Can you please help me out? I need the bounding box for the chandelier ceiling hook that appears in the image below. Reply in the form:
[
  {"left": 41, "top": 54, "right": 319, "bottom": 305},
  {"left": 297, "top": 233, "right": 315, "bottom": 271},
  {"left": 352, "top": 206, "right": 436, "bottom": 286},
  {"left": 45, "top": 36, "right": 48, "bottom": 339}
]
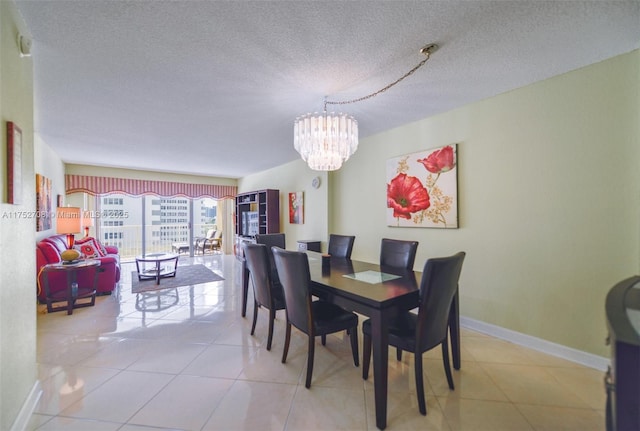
[{"left": 420, "top": 43, "right": 438, "bottom": 56}]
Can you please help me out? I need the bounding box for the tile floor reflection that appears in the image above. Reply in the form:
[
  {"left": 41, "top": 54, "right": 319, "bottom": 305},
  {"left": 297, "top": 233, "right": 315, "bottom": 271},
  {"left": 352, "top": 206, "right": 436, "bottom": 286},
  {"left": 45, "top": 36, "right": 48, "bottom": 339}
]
[{"left": 30, "top": 255, "right": 606, "bottom": 430}]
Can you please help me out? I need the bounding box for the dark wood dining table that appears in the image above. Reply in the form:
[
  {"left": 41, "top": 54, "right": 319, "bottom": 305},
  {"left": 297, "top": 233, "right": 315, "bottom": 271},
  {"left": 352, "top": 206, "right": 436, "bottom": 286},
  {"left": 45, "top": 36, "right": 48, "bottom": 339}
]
[
  {"left": 306, "top": 252, "right": 460, "bottom": 430},
  {"left": 239, "top": 250, "right": 461, "bottom": 430}
]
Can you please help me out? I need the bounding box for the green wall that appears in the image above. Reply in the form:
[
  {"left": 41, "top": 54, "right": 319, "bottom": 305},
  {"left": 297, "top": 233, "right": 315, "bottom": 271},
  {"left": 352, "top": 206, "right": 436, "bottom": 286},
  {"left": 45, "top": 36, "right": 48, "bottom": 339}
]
[
  {"left": 0, "top": 2, "right": 36, "bottom": 429},
  {"left": 244, "top": 50, "right": 640, "bottom": 357},
  {"left": 336, "top": 51, "right": 640, "bottom": 357}
]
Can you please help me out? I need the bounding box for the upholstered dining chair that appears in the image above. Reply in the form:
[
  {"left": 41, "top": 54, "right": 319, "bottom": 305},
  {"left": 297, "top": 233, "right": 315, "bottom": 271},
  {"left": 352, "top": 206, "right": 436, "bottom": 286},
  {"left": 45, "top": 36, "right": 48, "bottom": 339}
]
[
  {"left": 380, "top": 238, "right": 419, "bottom": 270},
  {"left": 255, "top": 233, "right": 285, "bottom": 285},
  {"left": 271, "top": 247, "right": 360, "bottom": 389},
  {"left": 362, "top": 252, "right": 466, "bottom": 415},
  {"left": 328, "top": 234, "right": 356, "bottom": 259},
  {"left": 380, "top": 238, "right": 419, "bottom": 359},
  {"left": 243, "top": 242, "right": 286, "bottom": 351}
]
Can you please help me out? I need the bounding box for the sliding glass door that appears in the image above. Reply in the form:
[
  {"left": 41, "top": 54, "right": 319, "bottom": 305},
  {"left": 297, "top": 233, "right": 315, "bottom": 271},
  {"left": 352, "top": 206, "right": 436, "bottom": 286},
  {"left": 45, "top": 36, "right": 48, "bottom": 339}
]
[
  {"left": 98, "top": 194, "right": 140, "bottom": 258},
  {"left": 94, "top": 193, "right": 218, "bottom": 260}
]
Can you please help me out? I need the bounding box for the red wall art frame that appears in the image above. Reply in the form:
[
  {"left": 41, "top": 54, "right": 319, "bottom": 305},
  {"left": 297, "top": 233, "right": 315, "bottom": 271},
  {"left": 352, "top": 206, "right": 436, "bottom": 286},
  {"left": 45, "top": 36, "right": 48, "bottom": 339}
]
[
  {"left": 6, "top": 121, "right": 22, "bottom": 204},
  {"left": 386, "top": 144, "right": 458, "bottom": 229},
  {"left": 289, "top": 191, "right": 304, "bottom": 224}
]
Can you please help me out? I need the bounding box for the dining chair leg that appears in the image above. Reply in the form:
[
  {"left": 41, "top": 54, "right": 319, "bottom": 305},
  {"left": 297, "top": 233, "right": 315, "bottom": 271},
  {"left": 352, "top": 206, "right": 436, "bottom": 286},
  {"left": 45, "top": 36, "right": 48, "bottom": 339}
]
[
  {"left": 349, "top": 326, "right": 359, "bottom": 367},
  {"left": 396, "top": 347, "right": 402, "bottom": 361},
  {"left": 305, "top": 334, "right": 315, "bottom": 389},
  {"left": 250, "top": 300, "right": 259, "bottom": 336},
  {"left": 282, "top": 322, "right": 291, "bottom": 363},
  {"left": 414, "top": 351, "right": 427, "bottom": 415},
  {"left": 321, "top": 334, "right": 326, "bottom": 345},
  {"left": 441, "top": 337, "right": 455, "bottom": 390},
  {"left": 266, "top": 307, "right": 276, "bottom": 351},
  {"left": 362, "top": 333, "right": 371, "bottom": 379}
]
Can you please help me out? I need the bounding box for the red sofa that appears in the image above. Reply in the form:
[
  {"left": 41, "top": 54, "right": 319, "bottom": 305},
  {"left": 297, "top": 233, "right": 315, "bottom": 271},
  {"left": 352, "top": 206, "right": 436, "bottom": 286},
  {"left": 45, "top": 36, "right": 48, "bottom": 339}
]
[{"left": 36, "top": 234, "right": 120, "bottom": 303}]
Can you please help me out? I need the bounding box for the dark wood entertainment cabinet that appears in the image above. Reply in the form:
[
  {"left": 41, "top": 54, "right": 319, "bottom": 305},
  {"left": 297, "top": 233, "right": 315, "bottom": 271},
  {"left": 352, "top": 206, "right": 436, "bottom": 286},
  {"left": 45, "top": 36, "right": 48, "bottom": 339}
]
[
  {"left": 605, "top": 275, "right": 640, "bottom": 431},
  {"left": 234, "top": 189, "right": 280, "bottom": 259},
  {"left": 234, "top": 189, "right": 280, "bottom": 317}
]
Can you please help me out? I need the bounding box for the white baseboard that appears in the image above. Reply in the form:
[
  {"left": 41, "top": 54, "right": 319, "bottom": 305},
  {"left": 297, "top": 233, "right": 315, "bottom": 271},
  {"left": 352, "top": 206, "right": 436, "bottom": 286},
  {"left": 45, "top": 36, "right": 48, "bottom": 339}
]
[
  {"left": 460, "top": 316, "right": 610, "bottom": 371},
  {"left": 10, "top": 380, "right": 42, "bottom": 431}
]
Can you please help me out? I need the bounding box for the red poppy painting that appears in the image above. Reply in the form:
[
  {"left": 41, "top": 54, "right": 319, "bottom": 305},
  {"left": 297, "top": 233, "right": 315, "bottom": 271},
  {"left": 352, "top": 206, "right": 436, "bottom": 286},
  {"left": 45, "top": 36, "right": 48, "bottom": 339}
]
[{"left": 386, "top": 144, "right": 458, "bottom": 228}]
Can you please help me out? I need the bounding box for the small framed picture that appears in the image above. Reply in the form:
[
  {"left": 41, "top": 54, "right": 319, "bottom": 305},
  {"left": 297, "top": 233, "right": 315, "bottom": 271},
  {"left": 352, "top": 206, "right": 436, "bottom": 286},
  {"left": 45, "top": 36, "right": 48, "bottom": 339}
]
[
  {"left": 289, "top": 191, "right": 304, "bottom": 224},
  {"left": 57, "top": 194, "right": 64, "bottom": 207}
]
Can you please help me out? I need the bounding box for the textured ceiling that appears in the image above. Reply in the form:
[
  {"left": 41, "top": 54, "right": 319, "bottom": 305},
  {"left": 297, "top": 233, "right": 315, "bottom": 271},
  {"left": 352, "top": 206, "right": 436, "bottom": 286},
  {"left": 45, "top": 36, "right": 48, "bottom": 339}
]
[{"left": 14, "top": 1, "right": 640, "bottom": 178}]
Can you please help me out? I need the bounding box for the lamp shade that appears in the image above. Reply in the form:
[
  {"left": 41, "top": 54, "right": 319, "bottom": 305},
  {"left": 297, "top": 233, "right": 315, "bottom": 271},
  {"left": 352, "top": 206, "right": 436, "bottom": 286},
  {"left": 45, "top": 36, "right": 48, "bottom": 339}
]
[
  {"left": 82, "top": 213, "right": 94, "bottom": 228},
  {"left": 56, "top": 207, "right": 81, "bottom": 235},
  {"left": 56, "top": 207, "right": 82, "bottom": 261},
  {"left": 82, "top": 212, "right": 94, "bottom": 237}
]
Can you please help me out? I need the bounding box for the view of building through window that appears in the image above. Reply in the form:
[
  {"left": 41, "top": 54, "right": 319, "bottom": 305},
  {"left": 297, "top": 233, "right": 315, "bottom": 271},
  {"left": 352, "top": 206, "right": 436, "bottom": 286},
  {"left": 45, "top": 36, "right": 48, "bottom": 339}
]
[{"left": 96, "top": 194, "right": 217, "bottom": 260}]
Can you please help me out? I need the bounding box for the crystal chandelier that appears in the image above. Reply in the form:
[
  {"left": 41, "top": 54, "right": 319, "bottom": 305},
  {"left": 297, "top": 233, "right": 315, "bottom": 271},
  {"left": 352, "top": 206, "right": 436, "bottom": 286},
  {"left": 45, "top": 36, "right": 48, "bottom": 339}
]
[
  {"left": 294, "top": 109, "right": 358, "bottom": 171},
  {"left": 294, "top": 44, "right": 438, "bottom": 171}
]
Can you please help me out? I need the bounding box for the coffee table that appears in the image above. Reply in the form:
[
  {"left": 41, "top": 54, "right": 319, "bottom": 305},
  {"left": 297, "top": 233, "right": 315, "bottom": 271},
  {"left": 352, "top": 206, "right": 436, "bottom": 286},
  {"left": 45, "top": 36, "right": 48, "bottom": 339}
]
[{"left": 135, "top": 253, "right": 179, "bottom": 284}]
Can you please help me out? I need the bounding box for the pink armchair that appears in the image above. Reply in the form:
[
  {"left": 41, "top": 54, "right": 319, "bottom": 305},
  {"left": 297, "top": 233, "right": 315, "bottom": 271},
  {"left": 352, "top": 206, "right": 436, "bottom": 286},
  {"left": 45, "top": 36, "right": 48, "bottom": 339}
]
[{"left": 36, "top": 234, "right": 120, "bottom": 303}]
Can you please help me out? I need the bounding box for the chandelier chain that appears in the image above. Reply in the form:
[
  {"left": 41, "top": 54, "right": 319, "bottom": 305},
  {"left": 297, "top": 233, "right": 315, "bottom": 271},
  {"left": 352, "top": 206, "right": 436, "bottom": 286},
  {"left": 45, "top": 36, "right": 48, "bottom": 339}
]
[{"left": 324, "top": 48, "right": 434, "bottom": 112}]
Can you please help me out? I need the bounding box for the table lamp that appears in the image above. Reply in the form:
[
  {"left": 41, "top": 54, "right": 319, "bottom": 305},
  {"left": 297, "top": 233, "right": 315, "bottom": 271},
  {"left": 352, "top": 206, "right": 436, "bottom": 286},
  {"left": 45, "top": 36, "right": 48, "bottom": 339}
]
[
  {"left": 56, "top": 207, "right": 81, "bottom": 263},
  {"left": 82, "top": 212, "right": 94, "bottom": 237}
]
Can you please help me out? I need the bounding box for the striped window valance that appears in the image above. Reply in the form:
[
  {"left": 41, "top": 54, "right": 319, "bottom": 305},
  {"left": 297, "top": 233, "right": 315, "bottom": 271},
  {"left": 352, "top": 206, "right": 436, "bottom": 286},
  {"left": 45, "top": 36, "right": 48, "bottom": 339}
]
[{"left": 65, "top": 174, "right": 237, "bottom": 199}]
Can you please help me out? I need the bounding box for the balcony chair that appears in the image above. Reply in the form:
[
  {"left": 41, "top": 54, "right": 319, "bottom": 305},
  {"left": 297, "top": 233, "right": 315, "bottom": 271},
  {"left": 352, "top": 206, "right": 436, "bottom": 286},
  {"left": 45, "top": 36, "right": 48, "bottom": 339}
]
[
  {"left": 202, "top": 230, "right": 222, "bottom": 254},
  {"left": 243, "top": 242, "right": 286, "bottom": 350},
  {"left": 362, "top": 252, "right": 466, "bottom": 415},
  {"left": 272, "top": 247, "right": 359, "bottom": 389},
  {"left": 195, "top": 229, "right": 220, "bottom": 254},
  {"left": 328, "top": 234, "right": 356, "bottom": 259}
]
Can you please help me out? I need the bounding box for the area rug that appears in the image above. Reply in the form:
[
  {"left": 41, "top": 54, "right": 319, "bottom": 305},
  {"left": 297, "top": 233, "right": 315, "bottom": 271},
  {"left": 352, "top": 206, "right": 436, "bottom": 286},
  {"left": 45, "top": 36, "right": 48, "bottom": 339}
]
[{"left": 131, "top": 264, "right": 224, "bottom": 293}]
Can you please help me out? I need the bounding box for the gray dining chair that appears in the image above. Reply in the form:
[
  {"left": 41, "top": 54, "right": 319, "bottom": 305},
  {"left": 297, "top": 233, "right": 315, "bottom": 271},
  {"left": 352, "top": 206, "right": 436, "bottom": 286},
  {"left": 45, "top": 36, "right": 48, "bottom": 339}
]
[
  {"left": 362, "top": 252, "right": 466, "bottom": 415},
  {"left": 380, "top": 238, "right": 419, "bottom": 270},
  {"left": 328, "top": 234, "right": 356, "bottom": 259},
  {"left": 243, "top": 242, "right": 286, "bottom": 350},
  {"left": 255, "top": 233, "right": 285, "bottom": 285},
  {"left": 272, "top": 246, "right": 359, "bottom": 389}
]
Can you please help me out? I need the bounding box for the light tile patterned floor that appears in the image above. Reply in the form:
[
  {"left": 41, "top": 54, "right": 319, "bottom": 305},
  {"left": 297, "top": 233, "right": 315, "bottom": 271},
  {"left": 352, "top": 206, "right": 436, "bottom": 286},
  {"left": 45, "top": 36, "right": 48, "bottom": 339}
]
[{"left": 29, "top": 254, "right": 606, "bottom": 430}]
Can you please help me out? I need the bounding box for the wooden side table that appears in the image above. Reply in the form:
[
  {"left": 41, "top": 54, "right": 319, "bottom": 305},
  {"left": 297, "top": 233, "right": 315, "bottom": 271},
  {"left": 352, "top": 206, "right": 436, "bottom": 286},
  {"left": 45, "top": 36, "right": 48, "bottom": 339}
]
[{"left": 42, "top": 259, "right": 100, "bottom": 315}]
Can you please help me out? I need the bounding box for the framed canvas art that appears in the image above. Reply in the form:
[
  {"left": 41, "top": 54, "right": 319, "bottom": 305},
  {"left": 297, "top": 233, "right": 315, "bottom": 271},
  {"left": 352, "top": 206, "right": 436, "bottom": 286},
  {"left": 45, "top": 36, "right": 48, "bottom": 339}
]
[
  {"left": 289, "top": 191, "right": 304, "bottom": 224},
  {"left": 36, "top": 174, "right": 52, "bottom": 231},
  {"left": 386, "top": 144, "right": 458, "bottom": 228},
  {"left": 6, "top": 122, "right": 22, "bottom": 204}
]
